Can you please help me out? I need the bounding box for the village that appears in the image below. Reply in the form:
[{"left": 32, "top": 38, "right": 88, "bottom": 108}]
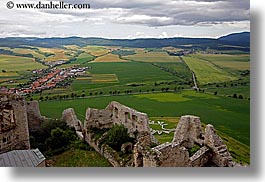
[{"left": 0, "top": 66, "right": 90, "bottom": 95}]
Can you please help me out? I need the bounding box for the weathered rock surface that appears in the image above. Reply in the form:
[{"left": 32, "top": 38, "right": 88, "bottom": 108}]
[
  {"left": 26, "top": 101, "right": 45, "bottom": 132},
  {"left": 61, "top": 108, "right": 83, "bottom": 131},
  {"left": 121, "top": 142, "right": 133, "bottom": 154},
  {"left": 172, "top": 115, "right": 203, "bottom": 147},
  {"left": 0, "top": 93, "right": 30, "bottom": 154},
  {"left": 205, "top": 124, "right": 235, "bottom": 167},
  {"left": 137, "top": 115, "right": 240, "bottom": 167},
  {"left": 33, "top": 100, "right": 241, "bottom": 168},
  {"left": 84, "top": 101, "right": 151, "bottom": 138}
]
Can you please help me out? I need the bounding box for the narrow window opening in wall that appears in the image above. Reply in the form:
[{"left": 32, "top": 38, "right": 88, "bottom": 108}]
[
  {"left": 125, "top": 112, "right": 130, "bottom": 123},
  {"left": 114, "top": 107, "right": 118, "bottom": 118},
  {"left": 3, "top": 138, "right": 6, "bottom": 143},
  {"left": 132, "top": 114, "right": 138, "bottom": 122}
]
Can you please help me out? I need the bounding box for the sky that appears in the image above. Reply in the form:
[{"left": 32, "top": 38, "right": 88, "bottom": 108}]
[{"left": 0, "top": 0, "right": 250, "bottom": 39}]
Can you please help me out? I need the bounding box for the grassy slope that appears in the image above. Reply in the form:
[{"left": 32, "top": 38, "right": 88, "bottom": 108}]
[
  {"left": 154, "top": 62, "right": 192, "bottom": 80},
  {"left": 183, "top": 56, "right": 238, "bottom": 84},
  {"left": 192, "top": 54, "right": 250, "bottom": 71},
  {"left": 38, "top": 47, "right": 69, "bottom": 62},
  {"left": 74, "top": 53, "right": 94, "bottom": 64},
  {"left": 49, "top": 149, "right": 111, "bottom": 167},
  {"left": 93, "top": 53, "right": 128, "bottom": 62},
  {"left": 82, "top": 46, "right": 110, "bottom": 57},
  {"left": 0, "top": 54, "right": 47, "bottom": 71}
]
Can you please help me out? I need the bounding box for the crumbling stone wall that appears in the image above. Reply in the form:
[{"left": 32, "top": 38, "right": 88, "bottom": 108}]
[
  {"left": 82, "top": 101, "right": 153, "bottom": 167},
  {"left": 172, "top": 115, "right": 204, "bottom": 147},
  {"left": 26, "top": 101, "right": 45, "bottom": 132},
  {"left": 61, "top": 108, "right": 83, "bottom": 131},
  {"left": 0, "top": 93, "right": 30, "bottom": 154},
  {"left": 62, "top": 101, "right": 239, "bottom": 167},
  {"left": 204, "top": 124, "right": 237, "bottom": 167},
  {"left": 84, "top": 101, "right": 151, "bottom": 138},
  {"left": 140, "top": 115, "right": 239, "bottom": 167}
]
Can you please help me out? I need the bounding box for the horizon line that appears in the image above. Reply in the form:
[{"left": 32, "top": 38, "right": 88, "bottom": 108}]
[{"left": 0, "top": 31, "right": 250, "bottom": 40}]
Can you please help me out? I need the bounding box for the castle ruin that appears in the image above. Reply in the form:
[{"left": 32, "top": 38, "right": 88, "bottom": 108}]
[
  {"left": 62, "top": 101, "right": 240, "bottom": 167},
  {"left": 0, "top": 93, "right": 240, "bottom": 167},
  {"left": 84, "top": 101, "right": 151, "bottom": 138},
  {"left": 0, "top": 93, "right": 46, "bottom": 155},
  {"left": 0, "top": 93, "right": 30, "bottom": 154},
  {"left": 134, "top": 115, "right": 239, "bottom": 167}
]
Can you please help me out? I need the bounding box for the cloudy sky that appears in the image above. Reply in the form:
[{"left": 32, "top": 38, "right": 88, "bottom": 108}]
[{"left": 0, "top": 0, "right": 250, "bottom": 38}]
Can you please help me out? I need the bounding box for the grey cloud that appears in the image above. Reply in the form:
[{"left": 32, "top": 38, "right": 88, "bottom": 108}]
[{"left": 43, "top": 0, "right": 249, "bottom": 27}]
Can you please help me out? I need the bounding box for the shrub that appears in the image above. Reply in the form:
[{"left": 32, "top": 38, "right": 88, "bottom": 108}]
[
  {"left": 103, "top": 124, "right": 134, "bottom": 151},
  {"left": 30, "top": 119, "right": 78, "bottom": 156},
  {"left": 188, "top": 144, "right": 201, "bottom": 156}
]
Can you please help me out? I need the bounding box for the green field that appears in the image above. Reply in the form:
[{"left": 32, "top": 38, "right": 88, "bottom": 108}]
[
  {"left": 192, "top": 54, "right": 250, "bottom": 71},
  {"left": 88, "top": 62, "right": 178, "bottom": 84},
  {"left": 124, "top": 51, "right": 181, "bottom": 62},
  {"left": 91, "top": 74, "right": 119, "bottom": 83},
  {"left": 37, "top": 47, "right": 70, "bottom": 62},
  {"left": 0, "top": 47, "right": 46, "bottom": 59},
  {"left": 69, "top": 61, "right": 183, "bottom": 92},
  {"left": 73, "top": 52, "right": 94, "bottom": 65},
  {"left": 0, "top": 44, "right": 250, "bottom": 166},
  {"left": 93, "top": 53, "right": 128, "bottom": 62},
  {"left": 82, "top": 46, "right": 110, "bottom": 57},
  {"left": 0, "top": 54, "right": 47, "bottom": 86},
  {"left": 207, "top": 85, "right": 250, "bottom": 99},
  {"left": 39, "top": 91, "right": 250, "bottom": 146},
  {"left": 154, "top": 62, "right": 192, "bottom": 80},
  {"left": 183, "top": 56, "right": 238, "bottom": 85},
  {"left": 0, "top": 54, "right": 47, "bottom": 71}
]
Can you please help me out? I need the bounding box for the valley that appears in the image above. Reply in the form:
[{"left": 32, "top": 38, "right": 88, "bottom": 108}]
[{"left": 0, "top": 33, "right": 250, "bottom": 165}]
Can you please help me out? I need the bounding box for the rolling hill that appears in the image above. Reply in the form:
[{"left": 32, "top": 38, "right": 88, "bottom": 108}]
[{"left": 0, "top": 32, "right": 250, "bottom": 52}]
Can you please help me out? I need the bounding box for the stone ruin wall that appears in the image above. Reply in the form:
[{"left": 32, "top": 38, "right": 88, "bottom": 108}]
[
  {"left": 84, "top": 101, "right": 151, "bottom": 138},
  {"left": 26, "top": 100, "right": 46, "bottom": 132},
  {"left": 60, "top": 101, "right": 240, "bottom": 167},
  {"left": 61, "top": 108, "right": 84, "bottom": 140},
  {"left": 81, "top": 101, "right": 153, "bottom": 167},
  {"left": 172, "top": 115, "right": 204, "bottom": 147},
  {"left": 139, "top": 115, "right": 238, "bottom": 167},
  {"left": 0, "top": 93, "right": 30, "bottom": 154}
]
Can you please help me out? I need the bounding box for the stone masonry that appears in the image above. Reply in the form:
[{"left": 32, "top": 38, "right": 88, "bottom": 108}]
[
  {"left": 0, "top": 93, "right": 30, "bottom": 154},
  {"left": 61, "top": 108, "right": 84, "bottom": 140},
  {"left": 61, "top": 108, "right": 83, "bottom": 131},
  {"left": 26, "top": 100, "right": 45, "bottom": 132},
  {"left": 84, "top": 101, "right": 151, "bottom": 138},
  {"left": 137, "top": 115, "right": 239, "bottom": 167},
  {"left": 60, "top": 101, "right": 241, "bottom": 167}
]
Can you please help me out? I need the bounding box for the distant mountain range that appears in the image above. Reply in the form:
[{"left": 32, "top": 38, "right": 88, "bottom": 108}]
[
  {"left": 0, "top": 32, "right": 250, "bottom": 52},
  {"left": 219, "top": 32, "right": 250, "bottom": 47}
]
